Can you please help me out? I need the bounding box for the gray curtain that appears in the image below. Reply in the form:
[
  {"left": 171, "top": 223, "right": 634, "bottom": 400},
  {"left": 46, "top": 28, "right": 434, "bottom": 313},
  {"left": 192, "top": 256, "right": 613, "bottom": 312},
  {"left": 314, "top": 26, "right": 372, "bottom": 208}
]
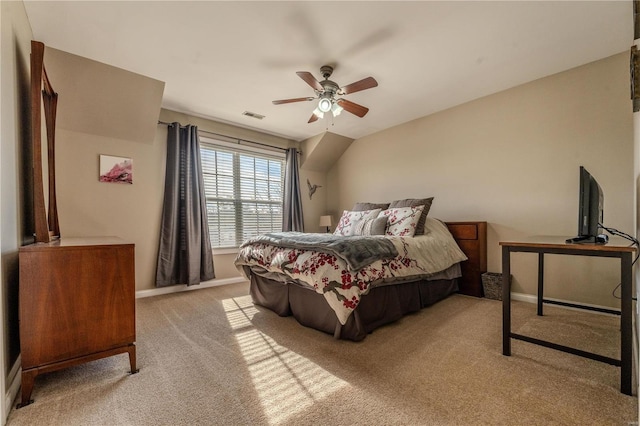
[
  {"left": 156, "top": 123, "right": 215, "bottom": 287},
  {"left": 282, "top": 148, "right": 304, "bottom": 232}
]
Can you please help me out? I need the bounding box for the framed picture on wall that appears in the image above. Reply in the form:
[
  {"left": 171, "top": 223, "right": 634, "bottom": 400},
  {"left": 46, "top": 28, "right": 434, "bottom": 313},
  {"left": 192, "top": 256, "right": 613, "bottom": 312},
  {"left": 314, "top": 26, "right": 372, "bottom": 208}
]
[{"left": 99, "top": 155, "right": 133, "bottom": 184}]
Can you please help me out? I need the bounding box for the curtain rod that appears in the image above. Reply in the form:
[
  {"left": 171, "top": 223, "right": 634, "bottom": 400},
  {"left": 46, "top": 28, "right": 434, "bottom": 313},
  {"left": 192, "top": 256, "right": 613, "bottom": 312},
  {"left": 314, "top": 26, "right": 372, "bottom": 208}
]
[{"left": 158, "top": 120, "right": 300, "bottom": 154}]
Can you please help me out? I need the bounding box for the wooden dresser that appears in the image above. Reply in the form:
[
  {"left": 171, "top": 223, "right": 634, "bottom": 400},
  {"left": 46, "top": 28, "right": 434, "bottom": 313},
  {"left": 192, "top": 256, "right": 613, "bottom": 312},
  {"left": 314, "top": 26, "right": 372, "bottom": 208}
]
[
  {"left": 18, "top": 237, "right": 137, "bottom": 406},
  {"left": 446, "top": 222, "right": 488, "bottom": 297}
]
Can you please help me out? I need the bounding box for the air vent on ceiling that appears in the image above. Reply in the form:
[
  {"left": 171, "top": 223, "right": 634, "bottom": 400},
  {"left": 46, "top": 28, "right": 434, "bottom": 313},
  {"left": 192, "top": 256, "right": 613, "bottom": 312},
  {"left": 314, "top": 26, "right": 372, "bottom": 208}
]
[{"left": 242, "top": 111, "right": 265, "bottom": 120}]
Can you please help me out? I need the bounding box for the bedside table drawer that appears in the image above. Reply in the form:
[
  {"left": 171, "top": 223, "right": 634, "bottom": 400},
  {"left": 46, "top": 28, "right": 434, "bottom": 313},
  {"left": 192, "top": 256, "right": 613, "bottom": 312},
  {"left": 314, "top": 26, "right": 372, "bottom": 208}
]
[{"left": 448, "top": 224, "right": 478, "bottom": 240}]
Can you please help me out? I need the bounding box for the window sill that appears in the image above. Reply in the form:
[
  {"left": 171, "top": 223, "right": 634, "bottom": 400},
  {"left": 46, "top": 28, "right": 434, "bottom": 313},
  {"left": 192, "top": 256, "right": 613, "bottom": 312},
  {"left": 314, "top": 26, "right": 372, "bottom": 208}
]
[{"left": 212, "top": 247, "right": 239, "bottom": 255}]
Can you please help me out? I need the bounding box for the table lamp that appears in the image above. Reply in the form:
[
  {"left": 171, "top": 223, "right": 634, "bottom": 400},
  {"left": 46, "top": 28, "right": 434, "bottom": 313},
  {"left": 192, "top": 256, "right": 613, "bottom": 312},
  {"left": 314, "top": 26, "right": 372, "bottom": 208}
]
[{"left": 319, "top": 215, "right": 333, "bottom": 233}]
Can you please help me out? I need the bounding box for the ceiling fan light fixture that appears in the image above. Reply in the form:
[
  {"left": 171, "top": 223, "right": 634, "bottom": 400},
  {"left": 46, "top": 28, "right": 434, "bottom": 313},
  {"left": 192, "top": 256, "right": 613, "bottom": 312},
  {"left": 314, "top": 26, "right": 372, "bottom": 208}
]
[
  {"left": 331, "top": 102, "right": 343, "bottom": 116},
  {"left": 312, "top": 107, "right": 324, "bottom": 119},
  {"left": 273, "top": 66, "right": 377, "bottom": 124},
  {"left": 318, "top": 97, "right": 332, "bottom": 113}
]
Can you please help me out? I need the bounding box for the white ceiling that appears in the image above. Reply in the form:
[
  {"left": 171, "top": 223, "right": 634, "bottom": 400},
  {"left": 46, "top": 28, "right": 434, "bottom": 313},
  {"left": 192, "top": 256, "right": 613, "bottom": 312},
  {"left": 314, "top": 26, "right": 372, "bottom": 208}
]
[{"left": 23, "top": 1, "right": 632, "bottom": 142}]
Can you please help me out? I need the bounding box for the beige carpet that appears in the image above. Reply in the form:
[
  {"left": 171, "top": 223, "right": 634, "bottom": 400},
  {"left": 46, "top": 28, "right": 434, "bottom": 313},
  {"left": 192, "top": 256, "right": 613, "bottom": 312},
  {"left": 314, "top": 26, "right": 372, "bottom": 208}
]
[{"left": 6, "top": 282, "right": 638, "bottom": 425}]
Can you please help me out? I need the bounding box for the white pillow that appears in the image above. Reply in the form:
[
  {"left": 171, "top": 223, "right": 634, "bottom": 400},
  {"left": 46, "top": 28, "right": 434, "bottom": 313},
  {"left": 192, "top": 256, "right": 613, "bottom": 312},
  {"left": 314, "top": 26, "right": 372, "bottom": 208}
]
[
  {"left": 379, "top": 205, "right": 424, "bottom": 237},
  {"left": 333, "top": 209, "right": 381, "bottom": 236}
]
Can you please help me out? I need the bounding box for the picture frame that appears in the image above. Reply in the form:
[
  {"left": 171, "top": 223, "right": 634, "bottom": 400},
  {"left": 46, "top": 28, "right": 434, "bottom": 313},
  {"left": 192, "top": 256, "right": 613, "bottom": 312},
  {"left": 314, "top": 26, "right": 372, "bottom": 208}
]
[{"left": 99, "top": 155, "right": 133, "bottom": 184}]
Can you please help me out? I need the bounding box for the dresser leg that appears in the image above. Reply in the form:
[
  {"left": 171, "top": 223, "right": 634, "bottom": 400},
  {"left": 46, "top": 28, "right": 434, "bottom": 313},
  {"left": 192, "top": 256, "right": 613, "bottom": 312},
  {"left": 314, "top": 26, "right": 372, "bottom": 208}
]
[
  {"left": 127, "top": 344, "right": 139, "bottom": 374},
  {"left": 17, "top": 370, "right": 37, "bottom": 408}
]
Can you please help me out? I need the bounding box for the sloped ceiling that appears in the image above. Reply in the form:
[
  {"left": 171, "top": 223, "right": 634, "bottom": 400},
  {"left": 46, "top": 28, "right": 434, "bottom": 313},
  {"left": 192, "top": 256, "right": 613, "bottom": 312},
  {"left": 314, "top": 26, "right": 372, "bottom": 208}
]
[
  {"left": 24, "top": 1, "right": 632, "bottom": 142},
  {"left": 44, "top": 47, "right": 164, "bottom": 144},
  {"left": 301, "top": 132, "right": 354, "bottom": 172}
]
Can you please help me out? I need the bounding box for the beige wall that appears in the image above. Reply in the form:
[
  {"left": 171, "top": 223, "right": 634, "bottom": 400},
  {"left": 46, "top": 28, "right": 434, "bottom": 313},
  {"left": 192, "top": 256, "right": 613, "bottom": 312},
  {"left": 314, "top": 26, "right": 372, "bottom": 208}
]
[
  {"left": 300, "top": 169, "right": 328, "bottom": 233},
  {"left": 1, "top": 0, "right": 33, "bottom": 418},
  {"left": 44, "top": 47, "right": 165, "bottom": 144},
  {"left": 299, "top": 132, "right": 354, "bottom": 233},
  {"left": 327, "top": 52, "right": 633, "bottom": 308},
  {"left": 55, "top": 128, "right": 166, "bottom": 291},
  {"left": 55, "top": 107, "right": 298, "bottom": 292}
]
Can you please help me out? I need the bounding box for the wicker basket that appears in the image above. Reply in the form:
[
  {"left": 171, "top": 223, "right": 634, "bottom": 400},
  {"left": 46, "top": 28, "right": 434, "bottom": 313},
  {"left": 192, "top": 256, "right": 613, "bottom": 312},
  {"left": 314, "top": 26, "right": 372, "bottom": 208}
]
[{"left": 481, "top": 272, "right": 510, "bottom": 300}]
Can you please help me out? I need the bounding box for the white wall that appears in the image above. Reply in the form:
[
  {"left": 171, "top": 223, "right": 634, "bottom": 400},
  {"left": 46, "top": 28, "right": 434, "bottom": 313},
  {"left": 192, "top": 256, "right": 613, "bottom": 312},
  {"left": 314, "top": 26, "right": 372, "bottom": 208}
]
[{"left": 327, "top": 52, "right": 633, "bottom": 307}]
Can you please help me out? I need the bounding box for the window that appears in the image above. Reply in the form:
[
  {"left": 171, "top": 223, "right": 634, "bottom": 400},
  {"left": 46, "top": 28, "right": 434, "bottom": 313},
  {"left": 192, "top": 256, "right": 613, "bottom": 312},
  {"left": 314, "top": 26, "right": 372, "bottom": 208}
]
[{"left": 200, "top": 137, "right": 285, "bottom": 248}]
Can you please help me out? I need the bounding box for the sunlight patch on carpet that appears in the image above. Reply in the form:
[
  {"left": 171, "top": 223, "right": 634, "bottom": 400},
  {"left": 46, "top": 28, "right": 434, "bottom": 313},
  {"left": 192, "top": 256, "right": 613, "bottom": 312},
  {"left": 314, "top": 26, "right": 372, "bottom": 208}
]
[{"left": 223, "top": 296, "right": 348, "bottom": 425}]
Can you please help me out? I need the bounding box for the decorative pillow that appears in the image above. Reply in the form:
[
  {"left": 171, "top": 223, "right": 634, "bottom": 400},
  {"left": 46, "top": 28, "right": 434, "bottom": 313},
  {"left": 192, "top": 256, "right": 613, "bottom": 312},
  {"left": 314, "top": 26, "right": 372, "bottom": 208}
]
[
  {"left": 388, "top": 197, "right": 434, "bottom": 235},
  {"left": 352, "top": 202, "right": 390, "bottom": 212},
  {"left": 355, "top": 216, "right": 388, "bottom": 236},
  {"left": 423, "top": 217, "right": 446, "bottom": 235},
  {"left": 379, "top": 205, "right": 425, "bottom": 237},
  {"left": 333, "top": 209, "right": 381, "bottom": 236}
]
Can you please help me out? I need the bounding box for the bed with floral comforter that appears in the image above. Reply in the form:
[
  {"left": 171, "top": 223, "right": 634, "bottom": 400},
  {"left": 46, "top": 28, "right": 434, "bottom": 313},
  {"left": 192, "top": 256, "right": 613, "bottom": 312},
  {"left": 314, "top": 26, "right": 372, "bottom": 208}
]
[{"left": 235, "top": 218, "right": 468, "bottom": 339}]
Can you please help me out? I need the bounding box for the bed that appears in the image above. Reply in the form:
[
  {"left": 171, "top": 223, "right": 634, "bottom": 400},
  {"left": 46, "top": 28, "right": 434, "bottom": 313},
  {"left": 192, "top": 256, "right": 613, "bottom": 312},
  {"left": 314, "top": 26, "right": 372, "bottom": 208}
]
[{"left": 235, "top": 208, "right": 487, "bottom": 341}]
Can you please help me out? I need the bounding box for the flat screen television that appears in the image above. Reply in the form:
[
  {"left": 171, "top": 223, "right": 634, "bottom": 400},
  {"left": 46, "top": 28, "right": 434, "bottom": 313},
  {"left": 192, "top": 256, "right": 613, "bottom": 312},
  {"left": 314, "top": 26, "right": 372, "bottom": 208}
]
[{"left": 566, "top": 166, "right": 607, "bottom": 244}]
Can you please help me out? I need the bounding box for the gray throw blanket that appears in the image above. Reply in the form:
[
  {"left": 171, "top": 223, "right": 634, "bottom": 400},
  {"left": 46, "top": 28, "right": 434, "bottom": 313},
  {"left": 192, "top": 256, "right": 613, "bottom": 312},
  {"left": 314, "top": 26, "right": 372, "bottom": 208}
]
[{"left": 241, "top": 232, "right": 398, "bottom": 271}]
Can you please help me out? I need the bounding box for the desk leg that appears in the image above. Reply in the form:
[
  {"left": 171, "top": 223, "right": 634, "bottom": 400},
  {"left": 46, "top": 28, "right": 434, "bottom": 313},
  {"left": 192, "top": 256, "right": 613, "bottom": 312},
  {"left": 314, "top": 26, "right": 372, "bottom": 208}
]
[
  {"left": 502, "top": 246, "right": 511, "bottom": 356},
  {"left": 620, "top": 252, "right": 632, "bottom": 395},
  {"left": 537, "top": 253, "right": 544, "bottom": 316}
]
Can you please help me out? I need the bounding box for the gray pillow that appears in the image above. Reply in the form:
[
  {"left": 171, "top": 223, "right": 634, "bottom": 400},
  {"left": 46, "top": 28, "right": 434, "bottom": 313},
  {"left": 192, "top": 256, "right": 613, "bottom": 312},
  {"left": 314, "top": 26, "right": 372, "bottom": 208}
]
[
  {"left": 352, "top": 202, "right": 390, "bottom": 211},
  {"left": 356, "top": 216, "right": 388, "bottom": 236},
  {"left": 368, "top": 216, "right": 388, "bottom": 235},
  {"left": 388, "top": 197, "right": 434, "bottom": 235}
]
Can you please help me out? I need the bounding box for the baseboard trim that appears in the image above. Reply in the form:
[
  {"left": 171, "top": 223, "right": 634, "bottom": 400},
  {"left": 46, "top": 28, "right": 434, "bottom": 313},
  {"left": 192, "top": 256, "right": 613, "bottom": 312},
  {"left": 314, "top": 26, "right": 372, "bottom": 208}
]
[
  {"left": 511, "top": 292, "right": 621, "bottom": 317},
  {"left": 5, "top": 355, "right": 21, "bottom": 415},
  {"left": 135, "top": 277, "right": 247, "bottom": 299}
]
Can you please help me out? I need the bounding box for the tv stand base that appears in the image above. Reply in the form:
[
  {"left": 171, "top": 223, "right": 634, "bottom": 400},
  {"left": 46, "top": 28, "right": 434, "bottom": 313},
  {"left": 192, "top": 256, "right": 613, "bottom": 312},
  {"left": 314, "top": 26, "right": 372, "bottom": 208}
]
[{"left": 565, "top": 234, "right": 608, "bottom": 244}]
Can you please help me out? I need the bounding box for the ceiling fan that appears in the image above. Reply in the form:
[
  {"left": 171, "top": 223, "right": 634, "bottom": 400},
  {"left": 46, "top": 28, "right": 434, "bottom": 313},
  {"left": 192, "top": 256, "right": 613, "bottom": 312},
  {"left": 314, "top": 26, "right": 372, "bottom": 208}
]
[{"left": 272, "top": 65, "right": 378, "bottom": 123}]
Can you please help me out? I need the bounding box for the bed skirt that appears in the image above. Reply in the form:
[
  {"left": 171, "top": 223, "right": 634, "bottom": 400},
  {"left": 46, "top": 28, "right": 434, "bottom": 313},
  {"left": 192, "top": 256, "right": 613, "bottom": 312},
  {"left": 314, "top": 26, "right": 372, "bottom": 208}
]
[{"left": 249, "top": 274, "right": 459, "bottom": 341}]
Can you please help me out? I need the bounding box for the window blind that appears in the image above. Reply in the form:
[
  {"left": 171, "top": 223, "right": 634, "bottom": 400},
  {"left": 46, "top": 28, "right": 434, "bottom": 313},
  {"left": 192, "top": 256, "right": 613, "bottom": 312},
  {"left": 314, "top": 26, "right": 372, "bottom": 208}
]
[{"left": 200, "top": 138, "right": 285, "bottom": 248}]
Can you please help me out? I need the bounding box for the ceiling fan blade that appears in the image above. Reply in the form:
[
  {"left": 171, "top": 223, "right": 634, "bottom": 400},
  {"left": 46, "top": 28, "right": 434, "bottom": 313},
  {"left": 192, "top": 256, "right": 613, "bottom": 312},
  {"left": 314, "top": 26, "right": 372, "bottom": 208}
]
[
  {"left": 336, "top": 98, "right": 369, "bottom": 117},
  {"left": 340, "top": 76, "right": 378, "bottom": 95},
  {"left": 272, "top": 97, "right": 315, "bottom": 105},
  {"left": 296, "top": 71, "right": 324, "bottom": 92},
  {"left": 308, "top": 113, "right": 319, "bottom": 123}
]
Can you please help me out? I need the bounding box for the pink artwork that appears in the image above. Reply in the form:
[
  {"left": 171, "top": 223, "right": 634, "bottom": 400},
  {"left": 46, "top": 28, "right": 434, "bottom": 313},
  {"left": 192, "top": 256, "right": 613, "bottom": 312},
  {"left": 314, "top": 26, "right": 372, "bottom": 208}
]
[{"left": 99, "top": 155, "right": 133, "bottom": 184}]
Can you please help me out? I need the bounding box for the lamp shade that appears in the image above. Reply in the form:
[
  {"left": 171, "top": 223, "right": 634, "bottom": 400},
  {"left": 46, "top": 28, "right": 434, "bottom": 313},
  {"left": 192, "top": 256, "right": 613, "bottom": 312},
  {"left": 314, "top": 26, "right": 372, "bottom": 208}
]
[
  {"left": 319, "top": 215, "right": 333, "bottom": 227},
  {"left": 312, "top": 107, "right": 324, "bottom": 119}
]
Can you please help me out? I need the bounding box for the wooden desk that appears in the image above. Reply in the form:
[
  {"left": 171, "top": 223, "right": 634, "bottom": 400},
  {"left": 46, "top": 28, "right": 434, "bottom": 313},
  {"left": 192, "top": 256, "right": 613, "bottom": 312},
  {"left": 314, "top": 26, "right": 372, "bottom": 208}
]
[{"left": 500, "top": 238, "right": 635, "bottom": 395}]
